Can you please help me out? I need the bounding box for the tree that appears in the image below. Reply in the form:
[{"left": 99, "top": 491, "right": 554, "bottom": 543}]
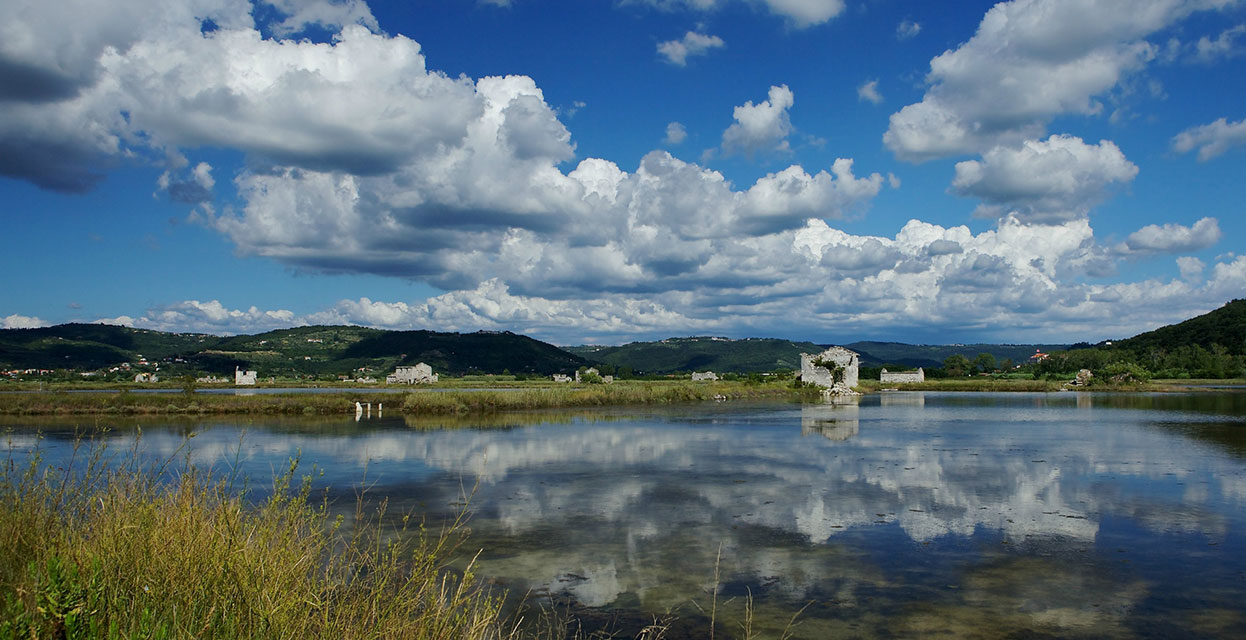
[
  {"left": 973, "top": 352, "right": 996, "bottom": 374},
  {"left": 943, "top": 354, "right": 972, "bottom": 377}
]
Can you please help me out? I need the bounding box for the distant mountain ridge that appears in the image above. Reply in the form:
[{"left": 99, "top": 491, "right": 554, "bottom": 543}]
[
  {"left": 565, "top": 336, "right": 1071, "bottom": 374},
  {"left": 845, "top": 341, "right": 1071, "bottom": 369},
  {"left": 565, "top": 337, "right": 824, "bottom": 374}
]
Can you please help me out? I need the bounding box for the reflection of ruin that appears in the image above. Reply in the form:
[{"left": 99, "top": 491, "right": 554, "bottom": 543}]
[
  {"left": 800, "top": 400, "right": 860, "bottom": 441},
  {"left": 880, "top": 391, "right": 925, "bottom": 407}
]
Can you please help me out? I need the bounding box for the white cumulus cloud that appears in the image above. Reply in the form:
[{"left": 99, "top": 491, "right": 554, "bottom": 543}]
[
  {"left": 1194, "top": 24, "right": 1246, "bottom": 61},
  {"left": 657, "top": 31, "right": 725, "bottom": 66},
  {"left": 1177, "top": 256, "right": 1205, "bottom": 280},
  {"left": 638, "top": 0, "right": 844, "bottom": 27},
  {"left": 94, "top": 300, "right": 298, "bottom": 334},
  {"left": 664, "top": 121, "right": 688, "bottom": 145},
  {"left": 896, "top": 19, "right": 921, "bottom": 40},
  {"left": 857, "top": 79, "right": 883, "bottom": 104},
  {"left": 722, "top": 85, "right": 795, "bottom": 156},
  {"left": 951, "top": 135, "right": 1139, "bottom": 223},
  {"left": 2, "top": 314, "right": 47, "bottom": 329},
  {"left": 884, "top": 0, "right": 1232, "bottom": 161},
  {"left": 1122, "top": 217, "right": 1222, "bottom": 253},
  {"left": 1172, "top": 117, "right": 1246, "bottom": 161}
]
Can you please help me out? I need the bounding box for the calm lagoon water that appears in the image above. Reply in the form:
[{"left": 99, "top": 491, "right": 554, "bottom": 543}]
[{"left": 6, "top": 391, "right": 1246, "bottom": 638}]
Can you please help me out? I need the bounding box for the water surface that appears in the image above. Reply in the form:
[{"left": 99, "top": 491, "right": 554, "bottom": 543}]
[{"left": 6, "top": 391, "right": 1246, "bottom": 638}]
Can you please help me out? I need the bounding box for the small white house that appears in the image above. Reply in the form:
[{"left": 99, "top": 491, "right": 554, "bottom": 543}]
[{"left": 691, "top": 371, "right": 718, "bottom": 381}]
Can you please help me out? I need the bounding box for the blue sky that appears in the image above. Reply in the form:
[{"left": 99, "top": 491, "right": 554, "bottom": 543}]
[{"left": 2, "top": 0, "right": 1244, "bottom": 345}]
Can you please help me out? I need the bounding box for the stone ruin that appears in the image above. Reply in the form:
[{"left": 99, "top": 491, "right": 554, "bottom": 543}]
[
  {"left": 575, "top": 367, "right": 614, "bottom": 383},
  {"left": 691, "top": 371, "right": 718, "bottom": 381},
  {"left": 235, "top": 366, "right": 257, "bottom": 386},
  {"left": 800, "top": 346, "right": 860, "bottom": 395},
  {"left": 1068, "top": 369, "right": 1094, "bottom": 387}
]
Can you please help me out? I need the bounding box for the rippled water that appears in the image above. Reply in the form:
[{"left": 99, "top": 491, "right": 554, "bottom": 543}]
[{"left": 6, "top": 391, "right": 1246, "bottom": 638}]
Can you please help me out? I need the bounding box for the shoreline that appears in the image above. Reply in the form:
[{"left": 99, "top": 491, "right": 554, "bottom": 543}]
[{"left": 0, "top": 378, "right": 1241, "bottom": 417}]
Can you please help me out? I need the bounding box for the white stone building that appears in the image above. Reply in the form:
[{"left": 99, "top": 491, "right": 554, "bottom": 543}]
[
  {"left": 387, "top": 363, "right": 438, "bottom": 384},
  {"left": 691, "top": 371, "right": 718, "bottom": 381},
  {"left": 880, "top": 368, "right": 925, "bottom": 383}
]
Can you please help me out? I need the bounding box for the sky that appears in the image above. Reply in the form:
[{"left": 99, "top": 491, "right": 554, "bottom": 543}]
[{"left": 2, "top": 0, "right": 1245, "bottom": 346}]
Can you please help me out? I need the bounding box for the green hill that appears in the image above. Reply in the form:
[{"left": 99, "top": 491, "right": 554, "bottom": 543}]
[
  {"left": 341, "top": 330, "right": 589, "bottom": 376},
  {"left": 0, "top": 324, "right": 589, "bottom": 378},
  {"left": 1114, "top": 299, "right": 1245, "bottom": 355},
  {"left": 0, "top": 324, "right": 218, "bottom": 369}
]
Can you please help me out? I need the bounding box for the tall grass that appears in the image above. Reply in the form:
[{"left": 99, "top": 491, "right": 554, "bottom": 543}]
[
  {"left": 0, "top": 382, "right": 810, "bottom": 417},
  {"left": 0, "top": 438, "right": 512, "bottom": 639},
  {"left": 401, "top": 382, "right": 808, "bottom": 415}
]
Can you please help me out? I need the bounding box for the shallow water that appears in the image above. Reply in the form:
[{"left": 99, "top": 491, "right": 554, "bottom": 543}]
[{"left": 6, "top": 391, "right": 1246, "bottom": 638}]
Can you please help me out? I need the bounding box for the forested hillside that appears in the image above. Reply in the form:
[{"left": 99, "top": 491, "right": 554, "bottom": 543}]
[{"left": 1033, "top": 300, "right": 1245, "bottom": 379}]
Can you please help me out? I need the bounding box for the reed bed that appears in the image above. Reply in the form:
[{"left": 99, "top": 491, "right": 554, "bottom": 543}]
[
  {"left": 0, "top": 441, "right": 513, "bottom": 639},
  {"left": 401, "top": 382, "right": 804, "bottom": 415},
  {"left": 0, "top": 382, "right": 809, "bottom": 417}
]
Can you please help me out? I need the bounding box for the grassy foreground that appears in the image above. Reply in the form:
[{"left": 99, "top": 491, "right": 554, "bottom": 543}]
[
  {"left": 0, "top": 444, "right": 514, "bottom": 639},
  {"left": 0, "top": 381, "right": 812, "bottom": 416}
]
